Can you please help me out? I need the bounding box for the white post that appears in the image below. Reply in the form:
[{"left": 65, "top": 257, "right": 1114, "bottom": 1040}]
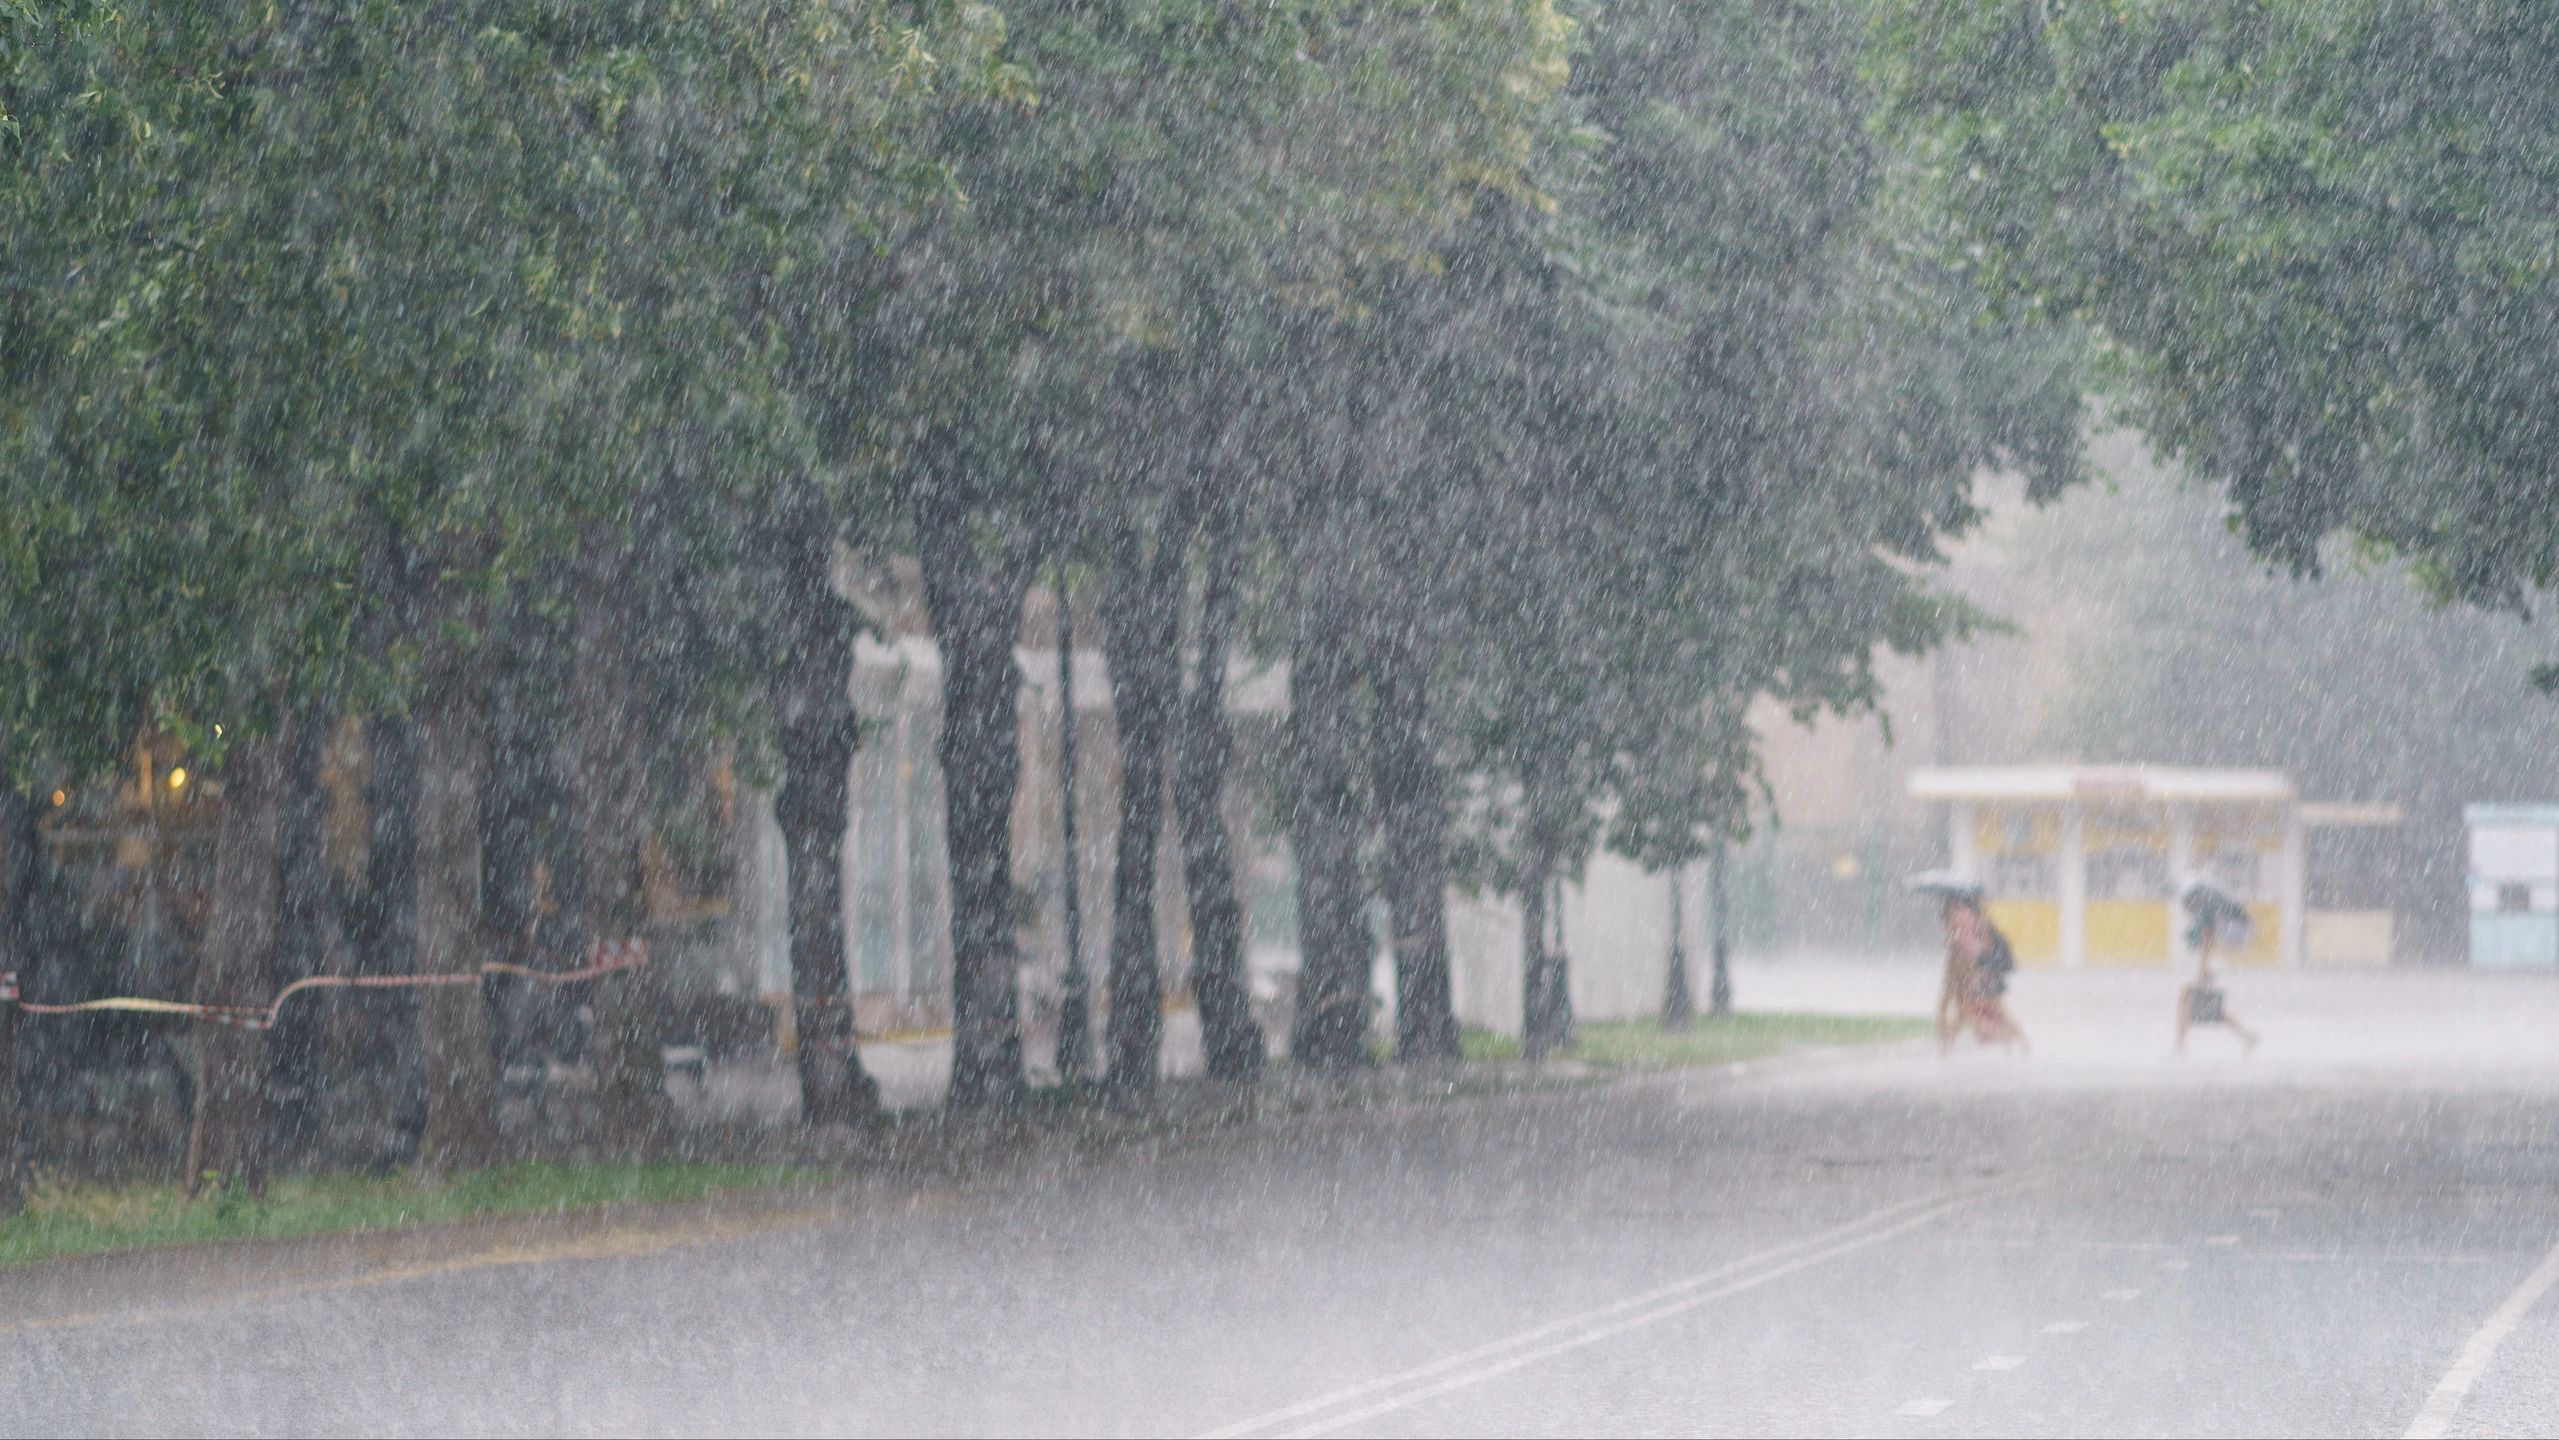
[
  {"left": 1950, "top": 801, "right": 1979, "bottom": 880},
  {"left": 2059, "top": 802, "right": 2087, "bottom": 969},
  {"left": 2168, "top": 803, "right": 2195, "bottom": 974},
  {"left": 2279, "top": 806, "right": 2305, "bottom": 969},
  {"left": 891, "top": 703, "right": 914, "bottom": 1006}
]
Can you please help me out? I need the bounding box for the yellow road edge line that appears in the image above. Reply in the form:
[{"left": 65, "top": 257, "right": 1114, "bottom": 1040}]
[{"left": 1, "top": 1189, "right": 962, "bottom": 1338}]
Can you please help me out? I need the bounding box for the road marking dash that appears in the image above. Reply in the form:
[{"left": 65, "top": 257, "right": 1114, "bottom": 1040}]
[
  {"left": 2041, "top": 1320, "right": 2088, "bottom": 1334},
  {"left": 1895, "top": 1397, "right": 1952, "bottom": 1416},
  {"left": 2102, "top": 1288, "right": 2141, "bottom": 1301},
  {"left": 2206, "top": 1234, "right": 2239, "bottom": 1246},
  {"left": 1973, "top": 1355, "right": 2024, "bottom": 1371},
  {"left": 2157, "top": 1259, "right": 2191, "bottom": 1271}
]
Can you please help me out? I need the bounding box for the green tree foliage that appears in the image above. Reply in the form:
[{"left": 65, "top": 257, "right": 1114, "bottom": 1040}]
[
  {"left": 0, "top": 0, "right": 1002, "bottom": 1156},
  {"left": 1, "top": 0, "right": 2083, "bottom": 1153},
  {"left": 1419, "top": 0, "right": 2080, "bottom": 1050},
  {"left": 1877, "top": 0, "right": 2559, "bottom": 641}
]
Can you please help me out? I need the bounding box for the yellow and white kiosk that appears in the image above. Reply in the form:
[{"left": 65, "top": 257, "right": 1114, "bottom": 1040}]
[{"left": 1908, "top": 767, "right": 2320, "bottom": 970}]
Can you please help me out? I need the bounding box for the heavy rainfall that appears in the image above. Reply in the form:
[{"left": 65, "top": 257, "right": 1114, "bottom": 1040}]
[{"left": 3, "top": 1, "right": 2559, "bottom": 1435}]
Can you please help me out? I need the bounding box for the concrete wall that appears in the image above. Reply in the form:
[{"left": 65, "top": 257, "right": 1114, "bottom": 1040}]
[{"left": 1444, "top": 854, "right": 1707, "bottom": 1036}]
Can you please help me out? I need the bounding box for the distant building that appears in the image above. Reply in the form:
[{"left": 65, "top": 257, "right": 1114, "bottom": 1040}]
[
  {"left": 2464, "top": 804, "right": 2559, "bottom": 970},
  {"left": 1908, "top": 765, "right": 2402, "bottom": 970}
]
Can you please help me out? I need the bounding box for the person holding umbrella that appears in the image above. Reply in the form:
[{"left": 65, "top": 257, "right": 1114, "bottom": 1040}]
[
  {"left": 1909, "top": 871, "right": 2028, "bottom": 1054},
  {"left": 2176, "top": 877, "right": 2260, "bottom": 1055}
]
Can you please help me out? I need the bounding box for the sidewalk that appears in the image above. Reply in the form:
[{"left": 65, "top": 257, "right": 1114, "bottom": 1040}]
[
  {"left": 684, "top": 958, "right": 2559, "bottom": 1120},
  {"left": 679, "top": 1008, "right": 1209, "bottom": 1121},
  {"left": 1720, "top": 953, "right": 2559, "bottom": 1087}
]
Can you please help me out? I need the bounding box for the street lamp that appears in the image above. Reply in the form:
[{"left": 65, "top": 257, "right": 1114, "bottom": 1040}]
[{"left": 1709, "top": 837, "right": 1733, "bottom": 1018}]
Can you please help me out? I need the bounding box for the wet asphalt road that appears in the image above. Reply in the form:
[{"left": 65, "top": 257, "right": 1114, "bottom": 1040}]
[{"left": 7, "top": 966, "right": 2559, "bottom": 1438}]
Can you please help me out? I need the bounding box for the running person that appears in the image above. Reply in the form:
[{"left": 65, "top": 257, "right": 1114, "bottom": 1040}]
[
  {"left": 1937, "top": 894, "right": 2028, "bottom": 1054},
  {"left": 2176, "top": 886, "right": 2260, "bottom": 1056}
]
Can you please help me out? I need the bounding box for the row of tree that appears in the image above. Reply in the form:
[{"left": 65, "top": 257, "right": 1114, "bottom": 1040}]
[{"left": 0, "top": 0, "right": 2082, "bottom": 1208}]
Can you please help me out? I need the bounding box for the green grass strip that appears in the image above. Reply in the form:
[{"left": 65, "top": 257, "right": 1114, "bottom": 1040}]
[
  {"left": 7, "top": 1015, "right": 1926, "bottom": 1268},
  {"left": 1461, "top": 1011, "right": 1930, "bottom": 1068},
  {"left": 0, "top": 1159, "right": 826, "bottom": 1270}
]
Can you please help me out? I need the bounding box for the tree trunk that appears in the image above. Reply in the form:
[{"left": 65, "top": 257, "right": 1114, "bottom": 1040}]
[
  {"left": 1173, "top": 505, "right": 1261, "bottom": 1081},
  {"left": 0, "top": 784, "right": 35, "bottom": 1216},
  {"left": 913, "top": 473, "right": 1028, "bottom": 1111},
  {"left": 1550, "top": 875, "right": 1577, "bottom": 1050},
  {"left": 1100, "top": 517, "right": 1185, "bottom": 1098},
  {"left": 1369, "top": 619, "right": 1459, "bottom": 1064},
  {"left": 416, "top": 672, "right": 498, "bottom": 1171},
  {"left": 1054, "top": 575, "right": 1095, "bottom": 1085},
  {"left": 1287, "top": 520, "right": 1372, "bottom": 1070},
  {"left": 350, "top": 714, "right": 423, "bottom": 1148},
  {"left": 573, "top": 534, "right": 666, "bottom": 1149},
  {"left": 1519, "top": 823, "right": 1574, "bottom": 1061},
  {"left": 776, "top": 719, "right": 878, "bottom": 1123},
  {"left": 772, "top": 499, "right": 879, "bottom": 1124},
  {"left": 186, "top": 720, "right": 292, "bottom": 1198},
  {"left": 269, "top": 710, "right": 335, "bottom": 1162},
  {"left": 1518, "top": 844, "right": 1549, "bottom": 1061},
  {"left": 482, "top": 606, "right": 570, "bottom": 1073},
  {"left": 1661, "top": 865, "right": 1695, "bottom": 1030}
]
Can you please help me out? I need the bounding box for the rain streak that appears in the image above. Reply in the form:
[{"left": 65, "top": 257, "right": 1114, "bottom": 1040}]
[{"left": 4, "top": 2, "right": 2559, "bottom": 1435}]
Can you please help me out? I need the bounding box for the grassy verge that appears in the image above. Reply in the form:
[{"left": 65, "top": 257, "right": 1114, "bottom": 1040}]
[
  {"left": 1461, "top": 1012, "right": 1930, "bottom": 1068},
  {"left": 0, "top": 1159, "right": 825, "bottom": 1271},
  {"left": 7, "top": 1014, "right": 1925, "bottom": 1269}
]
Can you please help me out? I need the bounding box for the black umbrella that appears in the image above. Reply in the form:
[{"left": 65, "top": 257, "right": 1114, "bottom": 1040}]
[{"left": 2180, "top": 876, "right": 2253, "bottom": 948}]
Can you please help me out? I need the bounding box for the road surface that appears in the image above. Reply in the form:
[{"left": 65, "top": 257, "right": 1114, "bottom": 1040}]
[{"left": 7, "top": 962, "right": 2558, "bottom": 1437}]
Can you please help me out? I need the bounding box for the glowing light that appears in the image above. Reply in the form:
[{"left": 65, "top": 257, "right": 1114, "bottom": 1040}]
[
  {"left": 168, "top": 767, "right": 188, "bottom": 791},
  {"left": 50, "top": 790, "right": 66, "bottom": 807}
]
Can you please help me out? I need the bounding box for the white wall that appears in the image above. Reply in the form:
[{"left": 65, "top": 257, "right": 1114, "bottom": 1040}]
[{"left": 1446, "top": 855, "right": 1705, "bottom": 1037}]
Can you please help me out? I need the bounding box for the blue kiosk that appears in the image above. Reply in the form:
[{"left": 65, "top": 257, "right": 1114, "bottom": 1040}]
[{"left": 2466, "top": 804, "right": 2559, "bottom": 970}]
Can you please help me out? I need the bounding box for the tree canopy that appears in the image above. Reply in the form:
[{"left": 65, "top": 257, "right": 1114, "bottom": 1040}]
[
  {"left": 0, "top": 0, "right": 2096, "bottom": 1153},
  {"left": 1877, "top": 0, "right": 2559, "bottom": 657}
]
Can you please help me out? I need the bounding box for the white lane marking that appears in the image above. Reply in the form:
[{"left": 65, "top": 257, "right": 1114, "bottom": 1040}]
[
  {"left": 2402, "top": 1234, "right": 2559, "bottom": 1440},
  {"left": 1896, "top": 1397, "right": 1953, "bottom": 1416},
  {"left": 1200, "top": 1183, "right": 2019, "bottom": 1440},
  {"left": 2206, "top": 1234, "right": 2239, "bottom": 1246},
  {"left": 1973, "top": 1355, "right": 2024, "bottom": 1371},
  {"left": 2041, "top": 1320, "right": 2088, "bottom": 1334},
  {"left": 2157, "top": 1259, "right": 2191, "bottom": 1271},
  {"left": 1946, "top": 1241, "right": 2494, "bottom": 1264},
  {"left": 2262, "top": 1252, "right": 2493, "bottom": 1265},
  {"left": 1944, "top": 1240, "right": 2174, "bottom": 1252},
  {"left": 2102, "top": 1288, "right": 2142, "bottom": 1301},
  {"left": 1269, "top": 1198, "right": 2000, "bottom": 1439}
]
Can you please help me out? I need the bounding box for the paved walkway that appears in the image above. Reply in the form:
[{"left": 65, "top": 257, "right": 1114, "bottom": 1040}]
[{"left": 691, "top": 960, "right": 2559, "bottom": 1118}]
